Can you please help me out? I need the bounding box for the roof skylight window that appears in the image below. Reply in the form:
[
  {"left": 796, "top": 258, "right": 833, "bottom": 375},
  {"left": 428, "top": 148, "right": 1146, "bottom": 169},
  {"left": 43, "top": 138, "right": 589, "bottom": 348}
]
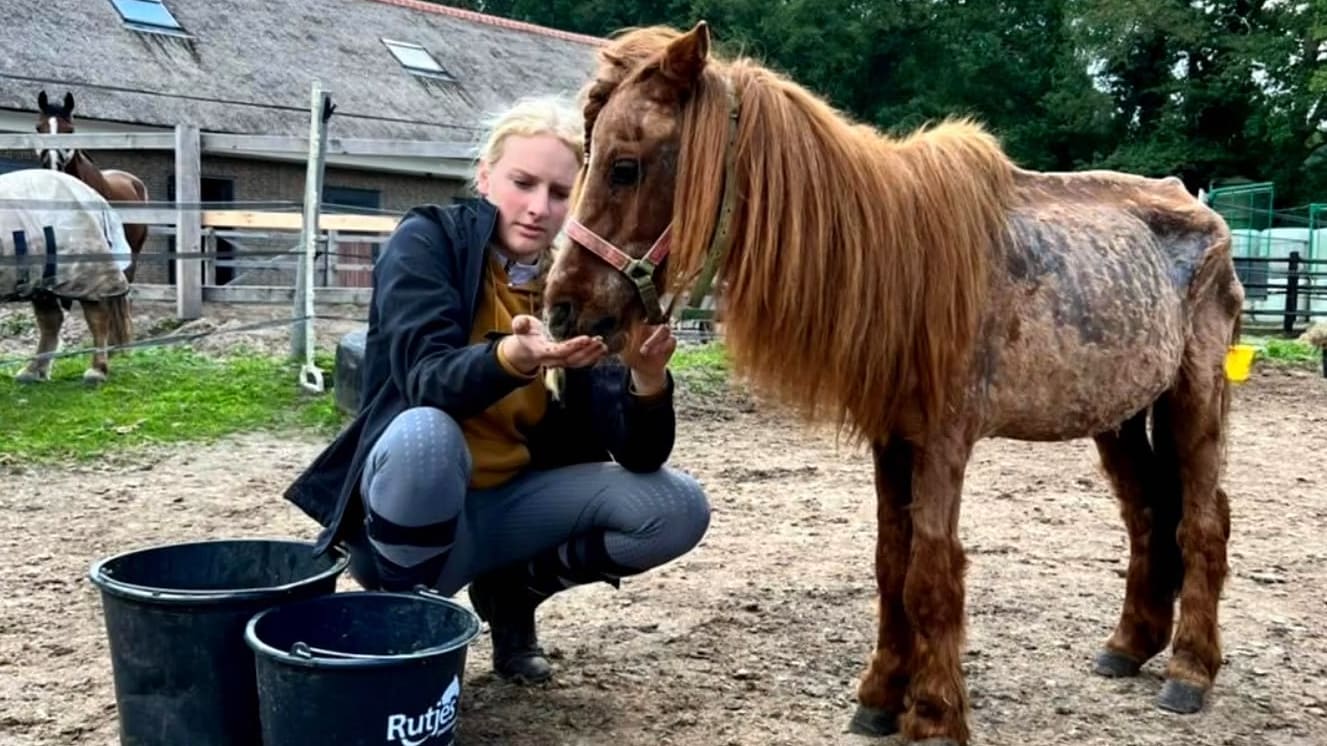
[
  {"left": 383, "top": 39, "right": 456, "bottom": 81},
  {"left": 109, "top": 0, "right": 185, "bottom": 34}
]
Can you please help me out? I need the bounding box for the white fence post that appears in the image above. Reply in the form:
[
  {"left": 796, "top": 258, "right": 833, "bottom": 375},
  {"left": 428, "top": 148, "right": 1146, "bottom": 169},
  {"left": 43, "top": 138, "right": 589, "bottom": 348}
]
[{"left": 293, "top": 82, "right": 332, "bottom": 393}]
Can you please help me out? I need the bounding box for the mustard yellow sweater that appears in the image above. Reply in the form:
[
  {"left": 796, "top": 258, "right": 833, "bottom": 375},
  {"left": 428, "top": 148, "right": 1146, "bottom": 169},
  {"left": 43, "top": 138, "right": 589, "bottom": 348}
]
[{"left": 462, "top": 254, "right": 548, "bottom": 489}]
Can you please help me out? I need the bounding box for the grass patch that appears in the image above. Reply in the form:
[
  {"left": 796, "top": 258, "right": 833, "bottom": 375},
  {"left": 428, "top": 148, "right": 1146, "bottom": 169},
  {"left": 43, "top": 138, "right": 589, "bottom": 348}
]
[
  {"left": 0, "top": 339, "right": 739, "bottom": 465},
  {"left": 670, "top": 341, "right": 731, "bottom": 396},
  {"left": 0, "top": 314, "right": 33, "bottom": 337},
  {"left": 1258, "top": 338, "right": 1319, "bottom": 365},
  {"left": 1240, "top": 335, "right": 1321, "bottom": 367},
  {"left": 0, "top": 346, "right": 346, "bottom": 464}
]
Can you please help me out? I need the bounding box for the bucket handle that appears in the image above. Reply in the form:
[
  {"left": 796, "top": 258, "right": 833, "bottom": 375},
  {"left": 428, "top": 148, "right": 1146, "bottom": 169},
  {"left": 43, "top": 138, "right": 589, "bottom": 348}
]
[
  {"left": 290, "top": 641, "right": 384, "bottom": 660},
  {"left": 413, "top": 583, "right": 448, "bottom": 600}
]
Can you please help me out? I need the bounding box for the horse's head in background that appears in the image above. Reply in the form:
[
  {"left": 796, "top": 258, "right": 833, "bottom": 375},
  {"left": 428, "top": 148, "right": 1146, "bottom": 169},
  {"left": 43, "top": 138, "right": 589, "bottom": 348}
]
[
  {"left": 32, "top": 90, "right": 151, "bottom": 282},
  {"left": 35, "top": 91, "right": 77, "bottom": 171}
]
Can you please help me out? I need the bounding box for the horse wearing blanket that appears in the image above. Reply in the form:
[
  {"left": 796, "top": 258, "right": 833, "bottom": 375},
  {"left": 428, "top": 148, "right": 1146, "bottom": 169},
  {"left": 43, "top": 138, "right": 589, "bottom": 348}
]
[
  {"left": 542, "top": 23, "right": 1244, "bottom": 746},
  {"left": 1, "top": 169, "right": 134, "bottom": 384}
]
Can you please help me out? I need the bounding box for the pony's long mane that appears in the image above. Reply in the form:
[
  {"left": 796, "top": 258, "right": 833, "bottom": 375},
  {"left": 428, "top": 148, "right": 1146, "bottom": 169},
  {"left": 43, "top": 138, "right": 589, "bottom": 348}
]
[{"left": 592, "top": 30, "right": 1018, "bottom": 441}]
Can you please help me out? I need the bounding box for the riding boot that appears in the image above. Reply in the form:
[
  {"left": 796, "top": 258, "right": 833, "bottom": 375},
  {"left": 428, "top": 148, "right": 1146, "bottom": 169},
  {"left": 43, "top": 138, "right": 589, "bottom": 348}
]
[
  {"left": 468, "top": 531, "right": 634, "bottom": 684},
  {"left": 467, "top": 566, "right": 554, "bottom": 684}
]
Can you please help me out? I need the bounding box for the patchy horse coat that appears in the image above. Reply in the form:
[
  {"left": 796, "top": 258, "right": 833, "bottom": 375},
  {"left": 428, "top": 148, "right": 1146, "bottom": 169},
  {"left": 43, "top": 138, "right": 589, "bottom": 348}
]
[{"left": 982, "top": 170, "right": 1234, "bottom": 441}]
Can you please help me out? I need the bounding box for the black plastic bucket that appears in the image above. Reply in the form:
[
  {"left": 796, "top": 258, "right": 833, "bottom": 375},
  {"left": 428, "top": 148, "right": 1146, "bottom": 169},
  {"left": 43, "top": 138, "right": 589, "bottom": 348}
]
[
  {"left": 88, "top": 538, "right": 349, "bottom": 746},
  {"left": 245, "top": 589, "right": 482, "bottom": 746}
]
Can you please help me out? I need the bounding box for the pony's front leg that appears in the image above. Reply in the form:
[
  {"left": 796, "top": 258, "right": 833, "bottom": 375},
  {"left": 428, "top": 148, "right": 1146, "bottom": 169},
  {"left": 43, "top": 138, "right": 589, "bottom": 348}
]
[
  {"left": 80, "top": 299, "right": 110, "bottom": 385},
  {"left": 899, "top": 427, "right": 975, "bottom": 746},
  {"left": 15, "top": 295, "right": 63, "bottom": 382},
  {"left": 851, "top": 438, "right": 916, "bottom": 737}
]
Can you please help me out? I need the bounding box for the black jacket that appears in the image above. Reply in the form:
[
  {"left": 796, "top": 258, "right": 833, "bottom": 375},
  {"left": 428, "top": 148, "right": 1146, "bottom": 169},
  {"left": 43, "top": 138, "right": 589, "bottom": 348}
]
[{"left": 284, "top": 198, "right": 676, "bottom": 555}]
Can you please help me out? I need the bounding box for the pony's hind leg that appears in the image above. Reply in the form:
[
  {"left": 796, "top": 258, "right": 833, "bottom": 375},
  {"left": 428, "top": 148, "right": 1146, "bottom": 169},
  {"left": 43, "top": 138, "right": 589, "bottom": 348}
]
[
  {"left": 1092, "top": 409, "right": 1183, "bottom": 677},
  {"left": 851, "top": 438, "right": 915, "bottom": 737},
  {"left": 15, "top": 294, "right": 64, "bottom": 382},
  {"left": 1152, "top": 347, "right": 1232, "bottom": 714},
  {"left": 79, "top": 299, "right": 111, "bottom": 385}
]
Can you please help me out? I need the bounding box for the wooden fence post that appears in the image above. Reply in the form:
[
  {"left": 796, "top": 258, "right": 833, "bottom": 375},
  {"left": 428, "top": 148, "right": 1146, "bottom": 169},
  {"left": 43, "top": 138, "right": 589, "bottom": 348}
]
[
  {"left": 322, "top": 229, "right": 337, "bottom": 287},
  {"left": 174, "top": 124, "right": 202, "bottom": 320},
  {"left": 203, "top": 229, "right": 217, "bottom": 287}
]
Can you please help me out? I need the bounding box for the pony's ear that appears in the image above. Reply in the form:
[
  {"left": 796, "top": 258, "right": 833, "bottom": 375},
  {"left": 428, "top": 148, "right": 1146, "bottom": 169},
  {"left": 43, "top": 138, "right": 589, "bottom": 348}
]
[
  {"left": 658, "top": 21, "right": 710, "bottom": 89},
  {"left": 62, "top": 92, "right": 75, "bottom": 116},
  {"left": 37, "top": 90, "right": 48, "bottom": 112}
]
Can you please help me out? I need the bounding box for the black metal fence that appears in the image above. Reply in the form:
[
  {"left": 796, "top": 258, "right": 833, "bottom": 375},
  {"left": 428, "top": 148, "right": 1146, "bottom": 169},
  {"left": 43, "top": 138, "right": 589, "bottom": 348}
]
[{"left": 1233, "top": 251, "right": 1327, "bottom": 335}]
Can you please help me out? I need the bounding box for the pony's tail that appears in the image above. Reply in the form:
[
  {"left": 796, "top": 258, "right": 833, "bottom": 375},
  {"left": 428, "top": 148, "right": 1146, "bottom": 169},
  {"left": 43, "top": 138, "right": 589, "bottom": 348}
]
[
  {"left": 106, "top": 293, "right": 133, "bottom": 353},
  {"left": 125, "top": 181, "right": 149, "bottom": 284},
  {"left": 1144, "top": 281, "right": 1240, "bottom": 591}
]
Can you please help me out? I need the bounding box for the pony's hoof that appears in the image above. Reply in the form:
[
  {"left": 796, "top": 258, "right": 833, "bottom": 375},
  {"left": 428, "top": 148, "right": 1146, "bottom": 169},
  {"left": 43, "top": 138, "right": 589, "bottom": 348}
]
[
  {"left": 14, "top": 369, "right": 49, "bottom": 383},
  {"left": 1093, "top": 649, "right": 1142, "bottom": 678},
  {"left": 1157, "top": 678, "right": 1207, "bottom": 714},
  {"left": 82, "top": 369, "right": 107, "bottom": 386},
  {"left": 848, "top": 704, "right": 899, "bottom": 737}
]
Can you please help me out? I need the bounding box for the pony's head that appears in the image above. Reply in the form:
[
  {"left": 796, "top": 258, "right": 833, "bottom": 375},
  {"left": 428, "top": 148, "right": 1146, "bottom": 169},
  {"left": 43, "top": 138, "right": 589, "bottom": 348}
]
[
  {"left": 542, "top": 22, "right": 721, "bottom": 349},
  {"left": 35, "top": 90, "right": 76, "bottom": 171},
  {"left": 545, "top": 21, "right": 1017, "bottom": 440}
]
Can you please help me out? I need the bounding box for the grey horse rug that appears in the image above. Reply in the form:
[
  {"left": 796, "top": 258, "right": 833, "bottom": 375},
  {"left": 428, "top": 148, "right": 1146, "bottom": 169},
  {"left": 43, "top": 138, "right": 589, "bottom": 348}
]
[{"left": 0, "top": 168, "right": 132, "bottom": 303}]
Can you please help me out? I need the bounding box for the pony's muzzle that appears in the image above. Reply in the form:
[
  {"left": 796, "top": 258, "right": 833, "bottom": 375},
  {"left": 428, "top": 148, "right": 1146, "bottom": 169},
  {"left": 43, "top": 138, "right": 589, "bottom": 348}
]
[
  {"left": 588, "top": 314, "right": 618, "bottom": 339},
  {"left": 546, "top": 300, "right": 620, "bottom": 345}
]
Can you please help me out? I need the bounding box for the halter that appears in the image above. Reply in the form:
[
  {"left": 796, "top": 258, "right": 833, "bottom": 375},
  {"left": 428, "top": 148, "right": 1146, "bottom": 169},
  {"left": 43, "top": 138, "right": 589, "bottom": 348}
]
[{"left": 563, "top": 79, "right": 741, "bottom": 325}]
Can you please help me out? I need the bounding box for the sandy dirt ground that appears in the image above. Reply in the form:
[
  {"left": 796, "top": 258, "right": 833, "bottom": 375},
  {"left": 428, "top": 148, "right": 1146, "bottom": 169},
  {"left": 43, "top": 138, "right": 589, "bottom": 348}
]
[{"left": 1, "top": 301, "right": 1325, "bottom": 746}]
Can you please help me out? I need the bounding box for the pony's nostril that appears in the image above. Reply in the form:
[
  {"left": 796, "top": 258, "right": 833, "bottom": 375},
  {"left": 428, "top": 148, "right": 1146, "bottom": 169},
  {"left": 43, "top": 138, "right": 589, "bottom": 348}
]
[
  {"left": 549, "top": 301, "right": 572, "bottom": 326},
  {"left": 547, "top": 301, "right": 576, "bottom": 339}
]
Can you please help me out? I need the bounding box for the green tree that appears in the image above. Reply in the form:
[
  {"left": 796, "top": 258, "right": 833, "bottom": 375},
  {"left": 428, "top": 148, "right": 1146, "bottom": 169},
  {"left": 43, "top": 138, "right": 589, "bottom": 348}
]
[
  {"left": 1077, "top": 0, "right": 1324, "bottom": 202},
  {"left": 432, "top": 0, "right": 1325, "bottom": 202}
]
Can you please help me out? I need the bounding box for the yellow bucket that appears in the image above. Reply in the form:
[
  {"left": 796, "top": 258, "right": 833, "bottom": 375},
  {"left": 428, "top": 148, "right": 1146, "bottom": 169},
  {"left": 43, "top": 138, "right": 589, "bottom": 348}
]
[{"left": 1225, "top": 344, "right": 1257, "bottom": 382}]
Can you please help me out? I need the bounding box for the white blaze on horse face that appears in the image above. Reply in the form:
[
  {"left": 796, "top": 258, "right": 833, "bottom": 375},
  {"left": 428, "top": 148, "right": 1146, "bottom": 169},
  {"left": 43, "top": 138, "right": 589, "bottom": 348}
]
[{"left": 40, "top": 118, "right": 62, "bottom": 170}]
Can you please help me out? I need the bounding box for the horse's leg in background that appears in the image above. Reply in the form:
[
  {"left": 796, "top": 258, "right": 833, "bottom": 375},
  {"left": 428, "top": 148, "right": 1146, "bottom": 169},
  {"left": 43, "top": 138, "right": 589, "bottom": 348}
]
[
  {"left": 899, "top": 423, "right": 976, "bottom": 745},
  {"left": 851, "top": 438, "right": 915, "bottom": 737},
  {"left": 122, "top": 222, "right": 146, "bottom": 284},
  {"left": 106, "top": 171, "right": 149, "bottom": 283},
  {"left": 15, "top": 294, "right": 64, "bottom": 382},
  {"left": 1092, "top": 409, "right": 1183, "bottom": 678},
  {"left": 1152, "top": 301, "right": 1236, "bottom": 714},
  {"left": 79, "top": 299, "right": 111, "bottom": 384}
]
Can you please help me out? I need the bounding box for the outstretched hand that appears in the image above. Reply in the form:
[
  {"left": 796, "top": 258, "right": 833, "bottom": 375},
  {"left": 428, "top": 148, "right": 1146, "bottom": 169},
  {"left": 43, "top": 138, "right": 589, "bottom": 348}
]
[
  {"left": 621, "top": 324, "right": 677, "bottom": 396},
  {"left": 500, "top": 314, "right": 608, "bottom": 375}
]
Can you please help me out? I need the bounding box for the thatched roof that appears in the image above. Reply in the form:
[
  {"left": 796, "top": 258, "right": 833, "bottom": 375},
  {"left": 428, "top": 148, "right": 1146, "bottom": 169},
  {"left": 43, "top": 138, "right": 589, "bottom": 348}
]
[{"left": 0, "top": 0, "right": 602, "bottom": 145}]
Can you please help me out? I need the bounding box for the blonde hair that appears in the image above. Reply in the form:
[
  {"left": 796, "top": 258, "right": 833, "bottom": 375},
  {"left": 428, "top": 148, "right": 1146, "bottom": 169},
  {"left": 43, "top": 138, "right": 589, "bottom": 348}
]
[{"left": 472, "top": 94, "right": 585, "bottom": 191}]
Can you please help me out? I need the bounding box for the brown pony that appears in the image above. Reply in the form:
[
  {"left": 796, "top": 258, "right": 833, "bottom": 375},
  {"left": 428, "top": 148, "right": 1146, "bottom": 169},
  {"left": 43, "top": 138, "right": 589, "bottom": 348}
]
[
  {"left": 543, "top": 22, "right": 1242, "bottom": 746},
  {"left": 35, "top": 91, "right": 149, "bottom": 282}
]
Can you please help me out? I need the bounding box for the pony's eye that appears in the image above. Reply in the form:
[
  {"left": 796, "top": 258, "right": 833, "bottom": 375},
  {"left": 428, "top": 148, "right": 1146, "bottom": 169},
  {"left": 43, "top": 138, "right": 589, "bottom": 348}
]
[{"left": 609, "top": 159, "right": 640, "bottom": 186}]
